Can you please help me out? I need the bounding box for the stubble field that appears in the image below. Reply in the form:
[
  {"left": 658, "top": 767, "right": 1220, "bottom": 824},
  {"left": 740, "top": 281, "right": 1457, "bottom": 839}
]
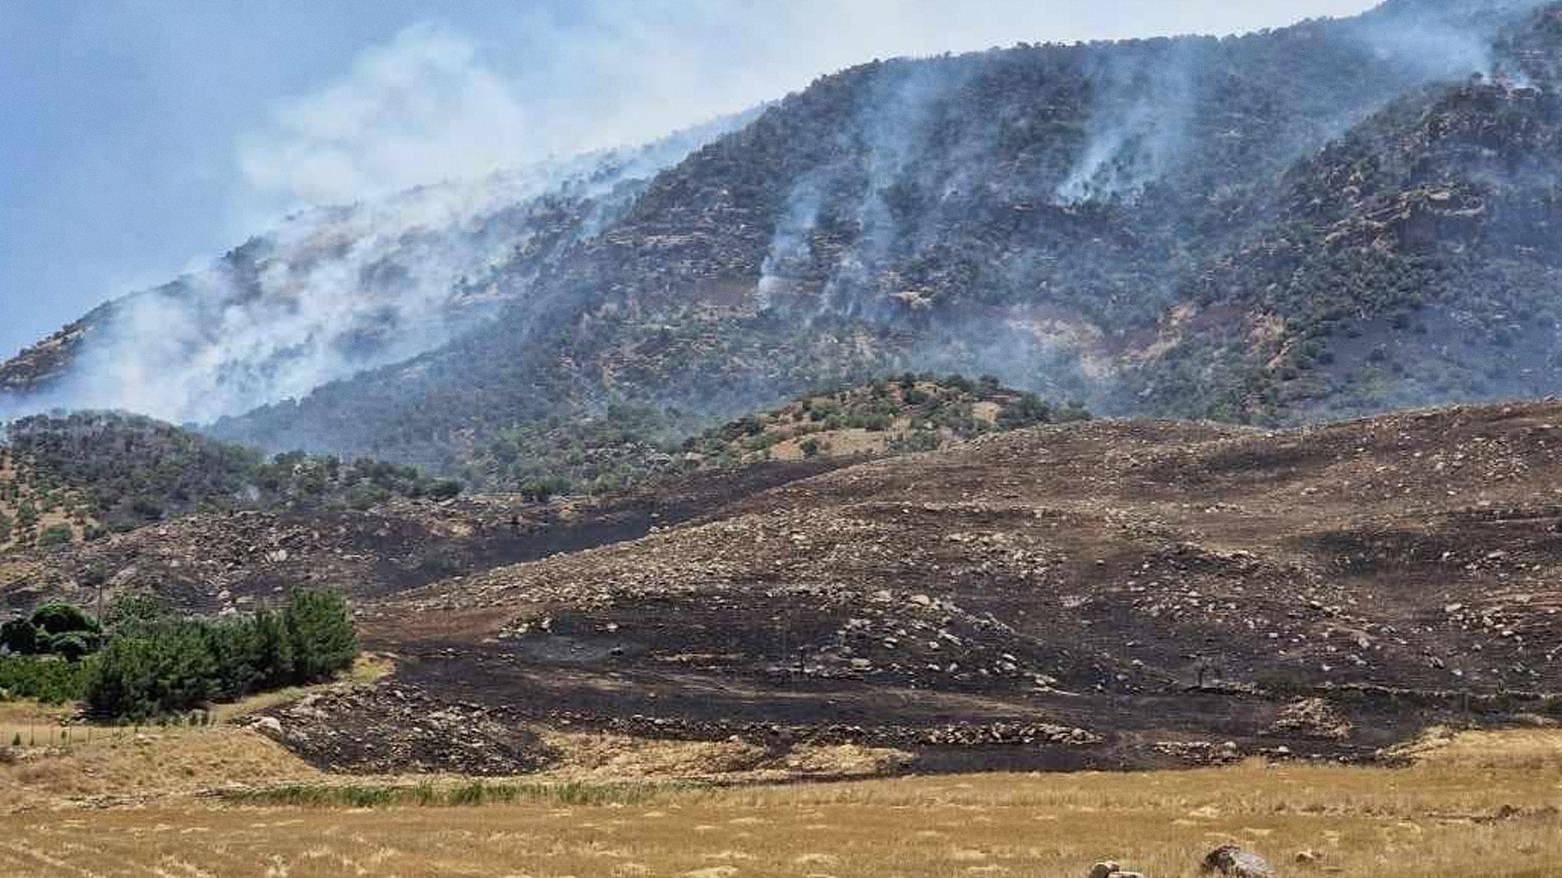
[{"left": 3, "top": 727, "right": 1559, "bottom": 878}]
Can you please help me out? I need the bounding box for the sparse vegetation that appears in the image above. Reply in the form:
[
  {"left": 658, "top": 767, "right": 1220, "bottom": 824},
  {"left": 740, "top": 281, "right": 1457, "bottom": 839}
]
[
  {"left": 223, "top": 779, "right": 672, "bottom": 808},
  {"left": 435, "top": 375, "right": 1085, "bottom": 495}
]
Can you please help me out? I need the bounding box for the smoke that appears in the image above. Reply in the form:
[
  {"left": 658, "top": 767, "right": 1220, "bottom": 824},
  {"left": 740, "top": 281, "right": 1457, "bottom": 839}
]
[
  {"left": 22, "top": 116, "right": 749, "bottom": 426},
  {"left": 1345, "top": 0, "right": 1555, "bottom": 81},
  {"left": 8, "top": 0, "right": 1550, "bottom": 434},
  {"left": 756, "top": 172, "right": 829, "bottom": 312},
  {"left": 1055, "top": 44, "right": 1201, "bottom": 205},
  {"left": 235, "top": 24, "right": 537, "bottom": 223},
  {"left": 233, "top": 4, "right": 1402, "bottom": 231}
]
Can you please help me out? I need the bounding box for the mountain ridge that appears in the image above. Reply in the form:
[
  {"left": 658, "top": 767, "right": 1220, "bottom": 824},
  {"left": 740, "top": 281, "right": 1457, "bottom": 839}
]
[{"left": 4, "top": 0, "right": 1560, "bottom": 489}]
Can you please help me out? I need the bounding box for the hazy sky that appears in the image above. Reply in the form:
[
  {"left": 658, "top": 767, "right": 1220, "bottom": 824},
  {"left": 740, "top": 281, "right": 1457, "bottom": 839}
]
[{"left": 0, "top": 0, "right": 1379, "bottom": 357}]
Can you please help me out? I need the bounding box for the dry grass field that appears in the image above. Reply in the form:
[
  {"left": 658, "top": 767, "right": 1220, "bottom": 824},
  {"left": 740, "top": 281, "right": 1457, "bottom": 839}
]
[{"left": 2, "top": 726, "right": 1560, "bottom": 878}]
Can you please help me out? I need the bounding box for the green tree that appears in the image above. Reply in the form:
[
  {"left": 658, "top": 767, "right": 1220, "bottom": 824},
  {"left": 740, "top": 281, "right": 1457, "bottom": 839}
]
[
  {"left": 284, "top": 590, "right": 358, "bottom": 683},
  {"left": 0, "top": 617, "right": 38, "bottom": 655},
  {"left": 103, "top": 591, "right": 170, "bottom": 633},
  {"left": 205, "top": 619, "right": 262, "bottom": 700},
  {"left": 252, "top": 607, "right": 295, "bottom": 689},
  {"left": 30, "top": 602, "right": 100, "bottom": 638}
]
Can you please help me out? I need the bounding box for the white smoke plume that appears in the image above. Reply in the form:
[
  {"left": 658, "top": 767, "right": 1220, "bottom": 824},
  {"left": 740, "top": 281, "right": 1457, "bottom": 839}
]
[
  {"left": 27, "top": 117, "right": 749, "bottom": 426},
  {"left": 236, "top": 24, "right": 533, "bottom": 220}
]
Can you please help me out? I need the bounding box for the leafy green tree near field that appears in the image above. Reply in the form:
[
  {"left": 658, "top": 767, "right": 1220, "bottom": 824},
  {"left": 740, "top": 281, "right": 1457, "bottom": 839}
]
[
  {"left": 251, "top": 608, "right": 295, "bottom": 690},
  {"left": 284, "top": 590, "right": 358, "bottom": 683},
  {"left": 0, "top": 655, "right": 92, "bottom": 704},
  {"left": 30, "top": 602, "right": 97, "bottom": 637}
]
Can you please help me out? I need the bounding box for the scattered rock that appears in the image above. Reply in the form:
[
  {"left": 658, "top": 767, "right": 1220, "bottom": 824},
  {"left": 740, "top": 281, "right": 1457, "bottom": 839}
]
[
  {"left": 1202, "top": 845, "right": 1274, "bottom": 878},
  {"left": 1269, "top": 698, "right": 1351, "bottom": 740},
  {"left": 258, "top": 685, "right": 557, "bottom": 775}
]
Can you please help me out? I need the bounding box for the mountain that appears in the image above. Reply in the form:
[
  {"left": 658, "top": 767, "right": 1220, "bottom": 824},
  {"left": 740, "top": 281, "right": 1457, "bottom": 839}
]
[
  {"left": 3, "top": 0, "right": 1560, "bottom": 488},
  {"left": 1139, "top": 8, "right": 1562, "bottom": 421}
]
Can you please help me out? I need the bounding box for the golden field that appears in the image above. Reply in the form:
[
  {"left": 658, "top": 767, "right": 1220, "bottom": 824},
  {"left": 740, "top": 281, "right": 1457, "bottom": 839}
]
[{"left": 2, "top": 724, "right": 1561, "bottom": 878}]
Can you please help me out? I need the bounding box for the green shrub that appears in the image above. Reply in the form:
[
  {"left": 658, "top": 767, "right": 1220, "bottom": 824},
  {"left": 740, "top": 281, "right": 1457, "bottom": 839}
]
[
  {"left": 0, "top": 618, "right": 38, "bottom": 655},
  {"left": 284, "top": 590, "right": 358, "bottom": 684},
  {"left": 36, "top": 524, "right": 73, "bottom": 547},
  {"left": 0, "top": 655, "right": 91, "bottom": 704},
  {"left": 30, "top": 602, "right": 100, "bottom": 638}
]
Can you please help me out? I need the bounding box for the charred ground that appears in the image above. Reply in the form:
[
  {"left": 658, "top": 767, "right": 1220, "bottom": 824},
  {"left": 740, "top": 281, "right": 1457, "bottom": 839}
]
[{"left": 259, "top": 401, "right": 1562, "bottom": 774}]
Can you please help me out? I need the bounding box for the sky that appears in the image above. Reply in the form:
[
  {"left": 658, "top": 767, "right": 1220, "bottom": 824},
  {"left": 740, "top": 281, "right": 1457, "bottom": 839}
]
[{"left": 0, "top": 0, "right": 1380, "bottom": 358}]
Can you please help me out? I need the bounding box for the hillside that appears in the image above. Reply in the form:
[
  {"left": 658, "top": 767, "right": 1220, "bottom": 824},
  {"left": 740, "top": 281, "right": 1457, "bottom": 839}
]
[
  {"left": 0, "top": 412, "right": 459, "bottom": 549},
  {"left": 0, "top": 376, "right": 1075, "bottom": 611},
  {"left": 681, "top": 374, "right": 1089, "bottom": 464},
  {"left": 316, "top": 398, "right": 1562, "bottom": 775},
  {"left": 1138, "top": 11, "right": 1562, "bottom": 422},
  {"left": 3, "top": 1, "right": 1559, "bottom": 486},
  {"left": 7, "top": 399, "right": 1561, "bottom": 776},
  {"left": 463, "top": 374, "right": 1086, "bottom": 493},
  {"left": 0, "top": 447, "right": 93, "bottom": 552}
]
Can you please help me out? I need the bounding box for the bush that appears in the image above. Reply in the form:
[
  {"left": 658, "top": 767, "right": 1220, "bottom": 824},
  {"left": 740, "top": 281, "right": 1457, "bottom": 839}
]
[
  {"left": 30, "top": 602, "right": 100, "bottom": 638},
  {"left": 44, "top": 631, "right": 98, "bottom": 662},
  {"left": 284, "top": 590, "right": 359, "bottom": 683},
  {"left": 103, "top": 591, "right": 171, "bottom": 632},
  {"left": 0, "top": 655, "right": 91, "bottom": 704},
  {"left": 0, "top": 618, "right": 38, "bottom": 655},
  {"left": 427, "top": 480, "right": 463, "bottom": 502},
  {"left": 36, "top": 524, "right": 73, "bottom": 547}
]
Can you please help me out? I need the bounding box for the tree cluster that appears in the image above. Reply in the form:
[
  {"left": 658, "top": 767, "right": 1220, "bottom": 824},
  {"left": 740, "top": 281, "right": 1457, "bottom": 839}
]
[
  {"left": 85, "top": 590, "right": 359, "bottom": 720},
  {"left": 0, "top": 601, "right": 102, "bottom": 661},
  {"left": 1, "top": 412, "right": 462, "bottom": 539}
]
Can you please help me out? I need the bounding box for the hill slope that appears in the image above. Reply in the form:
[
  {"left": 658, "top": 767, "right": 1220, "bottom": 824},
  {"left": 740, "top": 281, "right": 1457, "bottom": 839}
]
[
  {"left": 4, "top": 399, "right": 1561, "bottom": 774},
  {"left": 207, "top": 0, "right": 1562, "bottom": 479},
  {"left": 334, "top": 399, "right": 1562, "bottom": 773},
  {"left": 0, "top": 116, "right": 751, "bottom": 423},
  {"left": 0, "top": 411, "right": 459, "bottom": 548}
]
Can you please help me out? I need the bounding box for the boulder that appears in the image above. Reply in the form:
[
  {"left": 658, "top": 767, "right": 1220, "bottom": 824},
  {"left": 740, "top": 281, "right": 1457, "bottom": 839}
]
[
  {"left": 1202, "top": 845, "right": 1274, "bottom": 877},
  {"left": 1089, "top": 863, "right": 1121, "bottom": 878}
]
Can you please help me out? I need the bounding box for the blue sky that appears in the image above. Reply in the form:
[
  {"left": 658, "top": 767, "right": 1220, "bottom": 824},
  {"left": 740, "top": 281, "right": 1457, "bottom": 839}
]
[{"left": 0, "top": 0, "right": 1377, "bottom": 358}]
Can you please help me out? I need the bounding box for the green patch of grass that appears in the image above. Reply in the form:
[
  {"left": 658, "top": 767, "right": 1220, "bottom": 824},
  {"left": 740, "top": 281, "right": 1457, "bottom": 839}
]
[{"left": 222, "top": 779, "right": 685, "bottom": 809}]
